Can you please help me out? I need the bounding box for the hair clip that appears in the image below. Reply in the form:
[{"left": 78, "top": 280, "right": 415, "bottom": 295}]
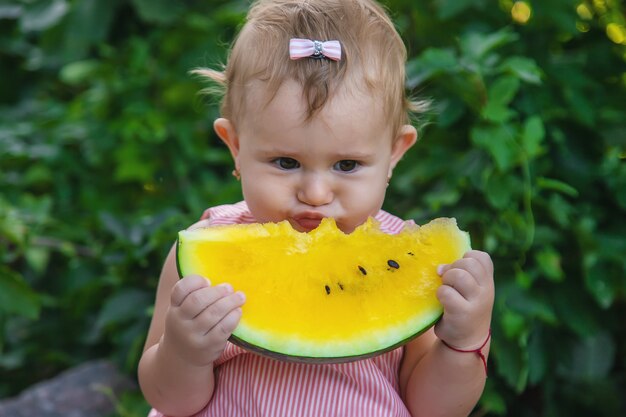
[{"left": 289, "top": 38, "right": 342, "bottom": 61}]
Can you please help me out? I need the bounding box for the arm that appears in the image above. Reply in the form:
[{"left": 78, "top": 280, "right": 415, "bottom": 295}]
[
  {"left": 399, "top": 250, "right": 494, "bottom": 417},
  {"left": 138, "top": 241, "right": 245, "bottom": 416}
]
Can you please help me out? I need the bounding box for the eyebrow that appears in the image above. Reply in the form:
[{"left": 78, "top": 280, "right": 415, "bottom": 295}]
[
  {"left": 255, "top": 148, "right": 374, "bottom": 160},
  {"left": 331, "top": 151, "right": 374, "bottom": 160}
]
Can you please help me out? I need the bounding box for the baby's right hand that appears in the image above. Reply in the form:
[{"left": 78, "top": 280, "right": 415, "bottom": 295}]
[{"left": 161, "top": 275, "right": 245, "bottom": 367}]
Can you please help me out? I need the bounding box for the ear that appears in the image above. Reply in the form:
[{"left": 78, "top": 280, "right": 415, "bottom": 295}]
[
  {"left": 214, "top": 118, "right": 240, "bottom": 161},
  {"left": 388, "top": 124, "right": 417, "bottom": 177}
]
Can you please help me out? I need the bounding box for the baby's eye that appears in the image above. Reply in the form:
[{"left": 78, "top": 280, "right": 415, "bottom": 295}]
[
  {"left": 273, "top": 157, "right": 300, "bottom": 170},
  {"left": 334, "top": 160, "right": 359, "bottom": 172}
]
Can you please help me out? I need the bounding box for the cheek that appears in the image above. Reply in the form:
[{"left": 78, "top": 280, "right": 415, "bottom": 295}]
[
  {"left": 339, "top": 180, "right": 387, "bottom": 225},
  {"left": 241, "top": 180, "right": 289, "bottom": 220},
  {"left": 345, "top": 174, "right": 387, "bottom": 203}
]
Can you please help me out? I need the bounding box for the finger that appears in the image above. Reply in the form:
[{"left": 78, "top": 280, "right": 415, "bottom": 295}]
[
  {"left": 441, "top": 268, "right": 480, "bottom": 301},
  {"left": 214, "top": 307, "right": 243, "bottom": 338},
  {"left": 450, "top": 257, "right": 487, "bottom": 284},
  {"left": 196, "top": 291, "right": 246, "bottom": 335},
  {"left": 179, "top": 284, "right": 235, "bottom": 319},
  {"left": 464, "top": 250, "right": 494, "bottom": 284},
  {"left": 438, "top": 253, "right": 492, "bottom": 287},
  {"left": 171, "top": 275, "right": 211, "bottom": 307},
  {"left": 201, "top": 307, "right": 244, "bottom": 362},
  {"left": 436, "top": 284, "right": 468, "bottom": 315}
]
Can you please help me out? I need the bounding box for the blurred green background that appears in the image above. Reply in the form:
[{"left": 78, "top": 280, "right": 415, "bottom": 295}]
[{"left": 1, "top": 0, "right": 625, "bottom": 415}]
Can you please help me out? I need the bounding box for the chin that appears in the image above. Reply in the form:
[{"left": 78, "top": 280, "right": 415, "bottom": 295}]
[{"left": 334, "top": 220, "right": 356, "bottom": 234}]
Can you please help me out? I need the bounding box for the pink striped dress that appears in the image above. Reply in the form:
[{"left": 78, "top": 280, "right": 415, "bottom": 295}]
[{"left": 148, "top": 201, "right": 414, "bottom": 417}]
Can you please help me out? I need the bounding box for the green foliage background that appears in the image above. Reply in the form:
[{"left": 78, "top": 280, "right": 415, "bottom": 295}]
[{"left": 1, "top": 0, "right": 625, "bottom": 415}]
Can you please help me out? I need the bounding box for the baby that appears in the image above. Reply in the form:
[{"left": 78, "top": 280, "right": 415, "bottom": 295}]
[{"left": 138, "top": 1, "right": 495, "bottom": 416}]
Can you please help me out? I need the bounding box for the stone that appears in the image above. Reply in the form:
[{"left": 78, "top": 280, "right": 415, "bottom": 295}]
[{"left": 0, "top": 359, "right": 137, "bottom": 417}]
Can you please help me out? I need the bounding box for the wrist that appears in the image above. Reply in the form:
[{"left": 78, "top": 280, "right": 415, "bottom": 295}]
[
  {"left": 440, "top": 327, "right": 491, "bottom": 351},
  {"left": 140, "top": 340, "right": 215, "bottom": 416},
  {"left": 440, "top": 328, "right": 491, "bottom": 376},
  {"left": 158, "top": 335, "right": 215, "bottom": 371}
]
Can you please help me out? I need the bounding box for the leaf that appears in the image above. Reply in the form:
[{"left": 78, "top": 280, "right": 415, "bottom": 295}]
[
  {"left": 583, "top": 257, "right": 616, "bottom": 309},
  {"left": 563, "top": 86, "right": 595, "bottom": 127},
  {"left": 535, "top": 247, "right": 564, "bottom": 282},
  {"left": 25, "top": 246, "right": 51, "bottom": 275},
  {"left": 406, "top": 48, "right": 458, "bottom": 88},
  {"left": 537, "top": 177, "right": 578, "bottom": 197},
  {"left": 479, "top": 380, "right": 507, "bottom": 414},
  {"left": 424, "top": 187, "right": 461, "bottom": 210},
  {"left": 480, "top": 101, "right": 517, "bottom": 123},
  {"left": 0, "top": 267, "right": 41, "bottom": 319},
  {"left": 131, "top": 0, "right": 185, "bottom": 24},
  {"left": 552, "top": 287, "right": 603, "bottom": 338},
  {"left": 436, "top": 98, "right": 466, "bottom": 127},
  {"left": 445, "top": 72, "right": 487, "bottom": 110},
  {"left": 488, "top": 76, "right": 521, "bottom": 107},
  {"left": 95, "top": 289, "right": 152, "bottom": 330},
  {"left": 502, "top": 310, "right": 526, "bottom": 340},
  {"left": 470, "top": 124, "right": 519, "bottom": 171},
  {"left": 61, "top": 0, "right": 120, "bottom": 60},
  {"left": 527, "top": 328, "right": 547, "bottom": 385},
  {"left": 481, "top": 103, "right": 516, "bottom": 123},
  {"left": 0, "top": 4, "right": 22, "bottom": 19},
  {"left": 501, "top": 283, "right": 558, "bottom": 324},
  {"left": 0, "top": 212, "right": 26, "bottom": 245},
  {"left": 519, "top": 298, "right": 559, "bottom": 325},
  {"left": 492, "top": 336, "right": 529, "bottom": 393},
  {"left": 559, "top": 332, "right": 615, "bottom": 381},
  {"left": 498, "top": 56, "right": 542, "bottom": 84},
  {"left": 484, "top": 172, "right": 520, "bottom": 209},
  {"left": 59, "top": 60, "right": 99, "bottom": 85},
  {"left": 99, "top": 212, "right": 127, "bottom": 242},
  {"left": 114, "top": 142, "right": 159, "bottom": 183},
  {"left": 24, "top": 164, "right": 54, "bottom": 186},
  {"left": 435, "top": 0, "right": 476, "bottom": 20},
  {"left": 19, "top": 0, "right": 69, "bottom": 32},
  {"left": 521, "top": 116, "right": 545, "bottom": 158},
  {"left": 482, "top": 76, "right": 520, "bottom": 122},
  {"left": 459, "top": 29, "right": 519, "bottom": 62}
]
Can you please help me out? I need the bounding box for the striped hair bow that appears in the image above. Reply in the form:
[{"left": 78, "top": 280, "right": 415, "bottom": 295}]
[{"left": 289, "top": 38, "right": 342, "bottom": 61}]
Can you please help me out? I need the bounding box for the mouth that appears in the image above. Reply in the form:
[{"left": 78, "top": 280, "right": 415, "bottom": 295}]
[{"left": 291, "top": 213, "right": 326, "bottom": 232}]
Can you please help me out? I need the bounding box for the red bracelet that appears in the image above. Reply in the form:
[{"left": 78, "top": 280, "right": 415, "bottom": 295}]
[{"left": 441, "top": 328, "right": 491, "bottom": 376}]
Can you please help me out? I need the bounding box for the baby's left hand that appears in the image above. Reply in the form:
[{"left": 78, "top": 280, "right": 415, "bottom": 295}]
[{"left": 435, "top": 250, "right": 494, "bottom": 349}]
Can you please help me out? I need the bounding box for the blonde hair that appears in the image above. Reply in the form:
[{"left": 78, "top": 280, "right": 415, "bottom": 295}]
[{"left": 193, "top": 0, "right": 426, "bottom": 137}]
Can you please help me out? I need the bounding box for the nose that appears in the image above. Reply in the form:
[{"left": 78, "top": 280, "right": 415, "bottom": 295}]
[{"left": 297, "top": 172, "right": 333, "bottom": 207}]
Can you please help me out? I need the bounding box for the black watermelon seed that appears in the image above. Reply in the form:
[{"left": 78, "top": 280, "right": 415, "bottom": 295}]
[
  {"left": 358, "top": 266, "right": 367, "bottom": 275},
  {"left": 325, "top": 285, "right": 331, "bottom": 295},
  {"left": 338, "top": 283, "right": 344, "bottom": 290},
  {"left": 407, "top": 252, "right": 414, "bottom": 256},
  {"left": 387, "top": 260, "right": 400, "bottom": 269}
]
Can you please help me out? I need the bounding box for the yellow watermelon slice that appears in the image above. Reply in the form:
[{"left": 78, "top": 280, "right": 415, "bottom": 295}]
[{"left": 177, "top": 217, "right": 470, "bottom": 363}]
